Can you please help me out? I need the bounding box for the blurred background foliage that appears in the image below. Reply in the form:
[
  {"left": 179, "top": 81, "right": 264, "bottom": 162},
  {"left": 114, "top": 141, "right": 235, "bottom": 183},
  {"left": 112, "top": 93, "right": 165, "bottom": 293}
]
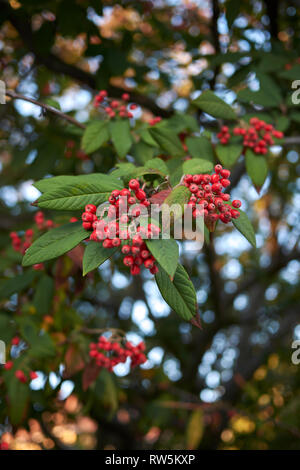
[{"left": 0, "top": 0, "right": 299, "bottom": 450}]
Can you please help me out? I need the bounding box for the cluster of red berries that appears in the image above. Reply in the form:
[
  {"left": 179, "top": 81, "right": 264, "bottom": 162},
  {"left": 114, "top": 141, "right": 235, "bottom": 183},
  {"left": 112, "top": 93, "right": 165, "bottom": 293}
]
[
  {"left": 3, "top": 338, "right": 38, "bottom": 383},
  {"left": 81, "top": 179, "right": 159, "bottom": 276},
  {"left": 10, "top": 229, "right": 34, "bottom": 255},
  {"left": 149, "top": 116, "right": 162, "bottom": 126},
  {"left": 9, "top": 212, "right": 54, "bottom": 271},
  {"left": 64, "top": 140, "right": 89, "bottom": 161},
  {"left": 93, "top": 90, "right": 136, "bottom": 119},
  {"left": 93, "top": 89, "right": 162, "bottom": 126},
  {"left": 89, "top": 335, "right": 147, "bottom": 372},
  {"left": 217, "top": 119, "right": 284, "bottom": 155},
  {"left": 184, "top": 164, "right": 241, "bottom": 230},
  {"left": 34, "top": 211, "right": 54, "bottom": 231}
]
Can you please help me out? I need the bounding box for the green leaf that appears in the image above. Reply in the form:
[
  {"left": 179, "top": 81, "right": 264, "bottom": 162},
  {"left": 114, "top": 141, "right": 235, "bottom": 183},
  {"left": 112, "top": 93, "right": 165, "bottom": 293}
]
[
  {"left": 256, "top": 72, "right": 282, "bottom": 106},
  {"left": 215, "top": 144, "right": 243, "bottom": 168},
  {"left": 109, "top": 119, "right": 133, "bottom": 158},
  {"left": 245, "top": 149, "right": 268, "bottom": 188},
  {"left": 7, "top": 379, "right": 29, "bottom": 425},
  {"left": 95, "top": 369, "right": 118, "bottom": 414},
  {"left": 168, "top": 113, "right": 199, "bottom": 133},
  {"left": 146, "top": 239, "right": 179, "bottom": 279},
  {"left": 131, "top": 141, "right": 156, "bottom": 164},
  {"left": 182, "top": 158, "right": 213, "bottom": 174},
  {"left": 232, "top": 209, "right": 256, "bottom": 248},
  {"left": 81, "top": 120, "right": 110, "bottom": 154},
  {"left": 22, "top": 222, "right": 89, "bottom": 267},
  {"left": 149, "top": 127, "right": 185, "bottom": 157},
  {"left": 19, "top": 318, "right": 56, "bottom": 358},
  {"left": 186, "top": 409, "right": 204, "bottom": 450},
  {"left": 34, "top": 173, "right": 123, "bottom": 194},
  {"left": 155, "top": 264, "right": 198, "bottom": 321},
  {"left": 186, "top": 136, "right": 214, "bottom": 162},
  {"left": 193, "top": 91, "right": 236, "bottom": 120},
  {"left": 83, "top": 242, "right": 117, "bottom": 275},
  {"left": 37, "top": 182, "right": 114, "bottom": 211},
  {"left": 144, "top": 158, "right": 168, "bottom": 176},
  {"left": 238, "top": 73, "right": 282, "bottom": 108},
  {"left": 0, "top": 271, "right": 38, "bottom": 299},
  {"left": 33, "top": 275, "right": 54, "bottom": 316},
  {"left": 164, "top": 185, "right": 190, "bottom": 210},
  {"left": 167, "top": 158, "right": 183, "bottom": 186},
  {"left": 45, "top": 98, "right": 61, "bottom": 110},
  {"left": 0, "top": 313, "right": 16, "bottom": 344}
]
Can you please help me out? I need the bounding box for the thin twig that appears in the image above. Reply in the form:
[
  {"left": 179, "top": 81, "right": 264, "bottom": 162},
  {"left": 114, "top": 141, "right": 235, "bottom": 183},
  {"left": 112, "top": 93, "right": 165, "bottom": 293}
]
[{"left": 5, "top": 90, "right": 86, "bottom": 130}]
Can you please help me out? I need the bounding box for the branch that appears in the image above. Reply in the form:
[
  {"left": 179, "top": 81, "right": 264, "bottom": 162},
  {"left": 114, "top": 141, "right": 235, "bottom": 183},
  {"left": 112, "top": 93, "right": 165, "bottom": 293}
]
[{"left": 5, "top": 90, "right": 86, "bottom": 129}]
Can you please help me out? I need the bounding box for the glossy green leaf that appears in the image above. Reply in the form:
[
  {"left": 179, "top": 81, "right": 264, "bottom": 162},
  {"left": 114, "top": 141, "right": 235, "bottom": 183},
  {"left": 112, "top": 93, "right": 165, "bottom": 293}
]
[
  {"left": 155, "top": 264, "right": 198, "bottom": 321},
  {"left": 182, "top": 158, "right": 213, "bottom": 174},
  {"left": 149, "top": 127, "right": 185, "bottom": 157},
  {"left": 83, "top": 242, "right": 117, "bottom": 275},
  {"left": 215, "top": 144, "right": 243, "bottom": 167},
  {"left": 109, "top": 119, "right": 133, "bottom": 158},
  {"left": 146, "top": 238, "right": 179, "bottom": 279},
  {"left": 193, "top": 91, "right": 236, "bottom": 120},
  {"left": 232, "top": 209, "right": 256, "bottom": 248},
  {"left": 186, "top": 136, "right": 214, "bottom": 162},
  {"left": 22, "top": 222, "right": 89, "bottom": 266},
  {"left": 245, "top": 149, "right": 268, "bottom": 188},
  {"left": 81, "top": 120, "right": 110, "bottom": 154}
]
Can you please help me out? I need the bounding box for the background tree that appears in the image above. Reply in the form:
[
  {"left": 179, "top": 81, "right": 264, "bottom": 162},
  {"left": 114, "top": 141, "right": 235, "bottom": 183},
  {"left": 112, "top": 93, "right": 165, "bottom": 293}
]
[{"left": 0, "top": 0, "right": 299, "bottom": 451}]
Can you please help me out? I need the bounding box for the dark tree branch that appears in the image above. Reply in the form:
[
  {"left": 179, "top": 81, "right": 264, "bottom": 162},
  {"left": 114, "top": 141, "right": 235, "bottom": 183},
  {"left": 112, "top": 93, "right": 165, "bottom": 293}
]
[{"left": 5, "top": 90, "right": 86, "bottom": 129}]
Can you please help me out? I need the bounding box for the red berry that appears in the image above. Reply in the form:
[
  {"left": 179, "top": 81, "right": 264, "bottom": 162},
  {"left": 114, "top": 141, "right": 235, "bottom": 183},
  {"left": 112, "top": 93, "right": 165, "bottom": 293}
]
[
  {"left": 85, "top": 204, "right": 97, "bottom": 213},
  {"left": 103, "top": 239, "right": 113, "bottom": 249},
  {"left": 144, "top": 258, "right": 154, "bottom": 269},
  {"left": 135, "top": 189, "right": 146, "bottom": 201},
  {"left": 189, "top": 184, "right": 198, "bottom": 193},
  {"left": 132, "top": 234, "right": 143, "bottom": 247},
  {"left": 129, "top": 179, "right": 140, "bottom": 191},
  {"left": 120, "top": 188, "right": 131, "bottom": 197},
  {"left": 82, "top": 212, "right": 94, "bottom": 222},
  {"left": 130, "top": 265, "right": 141, "bottom": 276},
  {"left": 232, "top": 200, "right": 241, "bottom": 208},
  {"left": 33, "top": 263, "right": 44, "bottom": 271},
  {"left": 11, "top": 336, "right": 20, "bottom": 346},
  {"left": 221, "top": 179, "right": 230, "bottom": 188},
  {"left": 231, "top": 209, "right": 240, "bottom": 219},
  {"left": 15, "top": 370, "right": 27, "bottom": 383},
  {"left": 220, "top": 169, "right": 230, "bottom": 178},
  {"left": 124, "top": 256, "right": 134, "bottom": 266},
  {"left": 4, "top": 361, "right": 13, "bottom": 370},
  {"left": 122, "top": 244, "right": 131, "bottom": 254},
  {"left": 30, "top": 371, "right": 38, "bottom": 380},
  {"left": 112, "top": 238, "right": 121, "bottom": 247},
  {"left": 82, "top": 222, "right": 92, "bottom": 231}
]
